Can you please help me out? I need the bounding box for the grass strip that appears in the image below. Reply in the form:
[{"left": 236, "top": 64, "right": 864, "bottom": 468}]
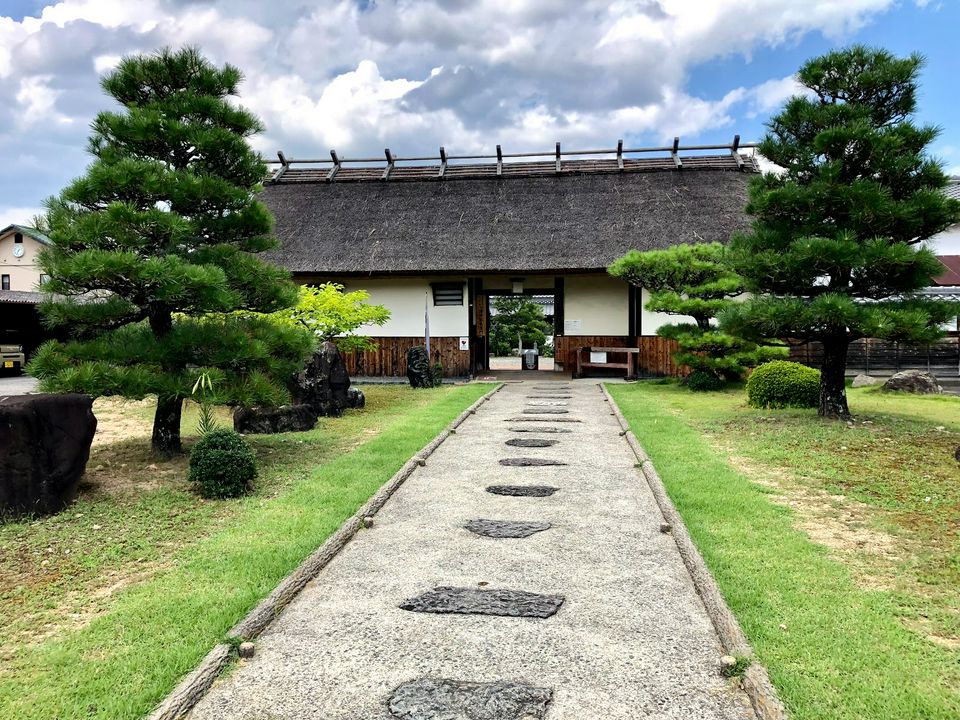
[
  {"left": 0, "top": 383, "right": 490, "bottom": 720},
  {"left": 608, "top": 383, "right": 960, "bottom": 720}
]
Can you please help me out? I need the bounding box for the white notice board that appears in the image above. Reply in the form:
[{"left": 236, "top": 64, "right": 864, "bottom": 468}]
[{"left": 589, "top": 351, "right": 607, "bottom": 364}]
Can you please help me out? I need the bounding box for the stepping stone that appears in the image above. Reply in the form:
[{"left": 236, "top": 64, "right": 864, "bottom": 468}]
[
  {"left": 465, "top": 519, "right": 552, "bottom": 538},
  {"left": 522, "top": 408, "right": 569, "bottom": 414},
  {"left": 526, "top": 395, "right": 572, "bottom": 399},
  {"left": 487, "top": 485, "right": 558, "bottom": 497},
  {"left": 525, "top": 400, "right": 568, "bottom": 406},
  {"left": 508, "top": 426, "right": 573, "bottom": 433},
  {"left": 499, "top": 457, "right": 566, "bottom": 467},
  {"left": 532, "top": 386, "right": 571, "bottom": 390},
  {"left": 388, "top": 678, "right": 553, "bottom": 720},
  {"left": 505, "top": 438, "right": 558, "bottom": 448},
  {"left": 399, "top": 586, "right": 565, "bottom": 618},
  {"left": 506, "top": 417, "right": 581, "bottom": 423}
]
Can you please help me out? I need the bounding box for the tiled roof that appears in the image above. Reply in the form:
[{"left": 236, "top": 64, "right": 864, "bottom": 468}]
[{"left": 934, "top": 255, "right": 960, "bottom": 286}]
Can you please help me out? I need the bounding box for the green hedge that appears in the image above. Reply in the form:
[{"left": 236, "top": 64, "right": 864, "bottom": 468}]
[
  {"left": 188, "top": 429, "right": 257, "bottom": 498},
  {"left": 746, "top": 360, "right": 820, "bottom": 409}
]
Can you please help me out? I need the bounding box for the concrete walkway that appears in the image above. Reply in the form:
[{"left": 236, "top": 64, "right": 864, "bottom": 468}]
[{"left": 190, "top": 382, "right": 754, "bottom": 719}]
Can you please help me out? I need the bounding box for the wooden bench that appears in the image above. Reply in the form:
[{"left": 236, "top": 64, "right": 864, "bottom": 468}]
[{"left": 574, "top": 346, "right": 639, "bottom": 379}]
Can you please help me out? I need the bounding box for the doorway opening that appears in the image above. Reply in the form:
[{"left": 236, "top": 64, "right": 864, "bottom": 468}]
[{"left": 485, "top": 292, "right": 557, "bottom": 373}]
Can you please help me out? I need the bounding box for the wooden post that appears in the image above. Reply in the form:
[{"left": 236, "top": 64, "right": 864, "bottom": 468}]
[
  {"left": 616, "top": 139, "right": 624, "bottom": 171},
  {"left": 496, "top": 144, "right": 503, "bottom": 177},
  {"left": 730, "top": 134, "right": 744, "bottom": 170},
  {"left": 438, "top": 146, "right": 447, "bottom": 178},
  {"left": 555, "top": 142, "right": 562, "bottom": 173},
  {"left": 327, "top": 150, "right": 341, "bottom": 182},
  {"left": 275, "top": 151, "right": 290, "bottom": 181},
  {"left": 671, "top": 137, "right": 682, "bottom": 169},
  {"left": 382, "top": 148, "right": 394, "bottom": 180}
]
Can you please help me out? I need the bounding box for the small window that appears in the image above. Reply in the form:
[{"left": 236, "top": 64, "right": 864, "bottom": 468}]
[
  {"left": 14, "top": 233, "right": 23, "bottom": 244},
  {"left": 39, "top": 274, "right": 50, "bottom": 286},
  {"left": 1, "top": 275, "right": 10, "bottom": 291},
  {"left": 432, "top": 282, "right": 464, "bottom": 306}
]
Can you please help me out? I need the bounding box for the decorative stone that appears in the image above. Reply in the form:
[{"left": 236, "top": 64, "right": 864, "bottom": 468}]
[
  {"left": 233, "top": 404, "right": 317, "bottom": 434},
  {"left": 362, "top": 515, "right": 375, "bottom": 529},
  {"left": 0, "top": 394, "right": 97, "bottom": 517},
  {"left": 289, "top": 340, "right": 354, "bottom": 417},
  {"left": 851, "top": 373, "right": 883, "bottom": 388},
  {"left": 388, "top": 678, "right": 553, "bottom": 720},
  {"left": 406, "top": 346, "right": 436, "bottom": 388},
  {"left": 505, "top": 438, "right": 558, "bottom": 448},
  {"left": 347, "top": 387, "right": 365, "bottom": 409},
  {"left": 499, "top": 457, "right": 566, "bottom": 467},
  {"left": 238, "top": 642, "right": 255, "bottom": 659},
  {"left": 522, "top": 407, "right": 569, "bottom": 414},
  {"left": 399, "top": 586, "right": 564, "bottom": 618},
  {"left": 508, "top": 426, "right": 573, "bottom": 434},
  {"left": 659, "top": 522, "right": 673, "bottom": 534},
  {"left": 465, "top": 519, "right": 552, "bottom": 538},
  {"left": 486, "top": 485, "right": 558, "bottom": 497},
  {"left": 882, "top": 370, "right": 943, "bottom": 394},
  {"left": 507, "top": 417, "right": 581, "bottom": 423}
]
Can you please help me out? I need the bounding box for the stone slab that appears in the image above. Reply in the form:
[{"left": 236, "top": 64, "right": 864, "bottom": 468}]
[
  {"left": 486, "top": 484, "right": 559, "bottom": 497},
  {"left": 506, "top": 417, "right": 581, "bottom": 423},
  {"left": 505, "top": 438, "right": 558, "bottom": 448},
  {"left": 525, "top": 395, "right": 573, "bottom": 399},
  {"left": 388, "top": 678, "right": 553, "bottom": 720},
  {"left": 525, "top": 401, "right": 568, "bottom": 406},
  {"left": 522, "top": 408, "right": 569, "bottom": 414},
  {"left": 464, "top": 519, "right": 552, "bottom": 538},
  {"left": 399, "top": 586, "right": 565, "bottom": 618},
  {"left": 507, "top": 426, "right": 573, "bottom": 433}
]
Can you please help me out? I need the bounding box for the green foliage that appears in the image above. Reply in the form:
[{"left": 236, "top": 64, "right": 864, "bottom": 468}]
[
  {"left": 431, "top": 362, "right": 444, "bottom": 385},
  {"left": 28, "top": 47, "right": 311, "bottom": 452},
  {"left": 272, "top": 283, "right": 390, "bottom": 353},
  {"left": 188, "top": 428, "right": 257, "bottom": 499},
  {"left": 192, "top": 372, "right": 219, "bottom": 435},
  {"left": 746, "top": 361, "right": 821, "bottom": 409},
  {"left": 685, "top": 369, "right": 725, "bottom": 392},
  {"left": 489, "top": 296, "right": 552, "bottom": 356},
  {"left": 609, "top": 243, "right": 786, "bottom": 382},
  {"left": 723, "top": 46, "right": 960, "bottom": 418}
]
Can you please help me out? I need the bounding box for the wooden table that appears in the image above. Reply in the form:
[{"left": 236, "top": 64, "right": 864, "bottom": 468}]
[{"left": 574, "top": 346, "right": 639, "bottom": 379}]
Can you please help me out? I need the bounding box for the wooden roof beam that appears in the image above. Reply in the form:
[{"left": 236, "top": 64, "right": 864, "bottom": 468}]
[
  {"left": 555, "top": 142, "right": 562, "bottom": 173},
  {"left": 326, "top": 150, "right": 341, "bottom": 182},
  {"left": 671, "top": 136, "right": 682, "bottom": 169},
  {"left": 382, "top": 148, "right": 395, "bottom": 180},
  {"left": 730, "top": 134, "right": 744, "bottom": 170},
  {"left": 496, "top": 144, "right": 503, "bottom": 177},
  {"left": 438, "top": 146, "right": 447, "bottom": 178},
  {"left": 274, "top": 151, "right": 290, "bottom": 181},
  {"left": 616, "top": 139, "right": 624, "bottom": 171}
]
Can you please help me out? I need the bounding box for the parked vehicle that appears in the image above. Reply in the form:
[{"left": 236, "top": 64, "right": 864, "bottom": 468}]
[{"left": 1, "top": 342, "right": 25, "bottom": 375}]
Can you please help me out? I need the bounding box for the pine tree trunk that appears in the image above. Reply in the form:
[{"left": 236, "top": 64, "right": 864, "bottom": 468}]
[
  {"left": 152, "top": 395, "right": 183, "bottom": 455},
  {"left": 819, "top": 338, "right": 850, "bottom": 419}
]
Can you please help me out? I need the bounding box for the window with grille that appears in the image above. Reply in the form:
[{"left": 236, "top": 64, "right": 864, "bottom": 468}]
[
  {"left": 431, "top": 282, "right": 464, "bottom": 306},
  {"left": 1, "top": 275, "right": 10, "bottom": 290}
]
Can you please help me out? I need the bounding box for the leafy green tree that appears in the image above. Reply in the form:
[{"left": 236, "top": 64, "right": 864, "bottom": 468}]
[
  {"left": 489, "top": 296, "right": 551, "bottom": 356},
  {"left": 272, "top": 283, "right": 390, "bottom": 352},
  {"left": 29, "top": 47, "right": 313, "bottom": 454},
  {"left": 609, "top": 243, "right": 784, "bottom": 382},
  {"left": 721, "top": 46, "right": 960, "bottom": 418}
]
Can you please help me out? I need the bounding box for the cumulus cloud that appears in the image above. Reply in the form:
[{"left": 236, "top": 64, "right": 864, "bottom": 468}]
[{"left": 0, "top": 0, "right": 907, "bottom": 224}]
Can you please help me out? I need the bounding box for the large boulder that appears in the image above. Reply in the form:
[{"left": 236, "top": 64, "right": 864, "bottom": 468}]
[
  {"left": 882, "top": 370, "right": 943, "bottom": 394},
  {"left": 290, "top": 341, "right": 352, "bottom": 417},
  {"left": 0, "top": 394, "right": 97, "bottom": 517},
  {"left": 852, "top": 373, "right": 883, "bottom": 388},
  {"left": 233, "top": 404, "right": 317, "bottom": 434},
  {"left": 407, "top": 346, "right": 435, "bottom": 388}
]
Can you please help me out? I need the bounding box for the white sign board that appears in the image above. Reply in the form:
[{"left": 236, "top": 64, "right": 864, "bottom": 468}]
[
  {"left": 458, "top": 336, "right": 470, "bottom": 351},
  {"left": 590, "top": 351, "right": 608, "bottom": 364},
  {"left": 564, "top": 319, "right": 581, "bottom": 332}
]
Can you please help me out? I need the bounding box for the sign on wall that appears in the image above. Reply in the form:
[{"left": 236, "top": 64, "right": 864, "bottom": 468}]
[
  {"left": 459, "top": 336, "right": 470, "bottom": 351},
  {"left": 564, "top": 319, "right": 581, "bottom": 332}
]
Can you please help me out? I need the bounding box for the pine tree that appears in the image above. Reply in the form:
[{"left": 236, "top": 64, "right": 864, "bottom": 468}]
[
  {"left": 30, "top": 47, "right": 313, "bottom": 454},
  {"left": 489, "top": 297, "right": 552, "bottom": 357},
  {"left": 609, "top": 243, "right": 784, "bottom": 382},
  {"left": 722, "top": 46, "right": 960, "bottom": 418}
]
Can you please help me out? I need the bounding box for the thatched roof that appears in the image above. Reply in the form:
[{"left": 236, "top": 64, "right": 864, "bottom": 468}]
[{"left": 260, "top": 154, "right": 758, "bottom": 275}]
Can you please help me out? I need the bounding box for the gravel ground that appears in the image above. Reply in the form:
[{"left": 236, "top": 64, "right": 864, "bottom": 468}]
[{"left": 189, "top": 381, "right": 754, "bottom": 720}]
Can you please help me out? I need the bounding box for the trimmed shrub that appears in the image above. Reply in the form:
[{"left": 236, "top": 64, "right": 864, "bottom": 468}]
[
  {"left": 746, "top": 361, "right": 820, "bottom": 409},
  {"left": 188, "top": 428, "right": 257, "bottom": 499},
  {"left": 685, "top": 370, "right": 725, "bottom": 392}
]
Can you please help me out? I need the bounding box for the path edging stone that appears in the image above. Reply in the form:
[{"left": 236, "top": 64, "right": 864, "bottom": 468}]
[
  {"left": 600, "top": 383, "right": 787, "bottom": 720},
  {"left": 146, "top": 383, "right": 504, "bottom": 720}
]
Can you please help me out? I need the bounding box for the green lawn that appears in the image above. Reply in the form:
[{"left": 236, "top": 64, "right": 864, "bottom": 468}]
[
  {"left": 0, "top": 383, "right": 491, "bottom": 720},
  {"left": 608, "top": 382, "right": 960, "bottom": 720}
]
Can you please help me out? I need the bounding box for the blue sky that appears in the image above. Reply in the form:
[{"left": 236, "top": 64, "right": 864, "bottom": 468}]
[{"left": 0, "top": 0, "right": 957, "bottom": 242}]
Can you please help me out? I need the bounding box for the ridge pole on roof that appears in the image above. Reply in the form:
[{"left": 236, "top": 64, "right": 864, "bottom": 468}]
[
  {"left": 616, "top": 139, "right": 624, "bottom": 171},
  {"left": 496, "top": 144, "right": 503, "bottom": 177},
  {"left": 275, "top": 151, "right": 290, "bottom": 181},
  {"left": 671, "top": 136, "right": 682, "bottom": 169},
  {"left": 382, "top": 148, "right": 394, "bottom": 180},
  {"left": 730, "top": 134, "right": 745, "bottom": 170},
  {"left": 438, "top": 146, "right": 447, "bottom": 178},
  {"left": 555, "top": 141, "right": 561, "bottom": 173},
  {"left": 327, "top": 150, "right": 341, "bottom": 182}
]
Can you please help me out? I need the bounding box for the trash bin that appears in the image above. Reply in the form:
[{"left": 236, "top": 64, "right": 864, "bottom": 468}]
[{"left": 522, "top": 348, "right": 539, "bottom": 371}]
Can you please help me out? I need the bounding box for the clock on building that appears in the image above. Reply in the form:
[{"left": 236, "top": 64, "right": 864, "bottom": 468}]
[{"left": 12, "top": 244, "right": 24, "bottom": 258}]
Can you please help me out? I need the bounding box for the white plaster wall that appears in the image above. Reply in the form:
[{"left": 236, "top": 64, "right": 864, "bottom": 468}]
[
  {"left": 337, "top": 277, "right": 469, "bottom": 337},
  {"left": 0, "top": 231, "right": 45, "bottom": 291},
  {"left": 639, "top": 287, "right": 696, "bottom": 335},
  {"left": 563, "top": 274, "right": 628, "bottom": 336},
  {"left": 928, "top": 226, "right": 960, "bottom": 255}
]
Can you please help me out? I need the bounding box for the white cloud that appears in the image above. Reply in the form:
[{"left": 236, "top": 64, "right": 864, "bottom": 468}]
[{"left": 0, "top": 206, "right": 46, "bottom": 226}]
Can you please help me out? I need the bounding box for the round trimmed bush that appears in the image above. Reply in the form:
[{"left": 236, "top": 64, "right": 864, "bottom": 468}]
[
  {"left": 746, "top": 361, "right": 820, "bottom": 409},
  {"left": 685, "top": 370, "right": 725, "bottom": 392},
  {"left": 188, "top": 428, "right": 257, "bottom": 499}
]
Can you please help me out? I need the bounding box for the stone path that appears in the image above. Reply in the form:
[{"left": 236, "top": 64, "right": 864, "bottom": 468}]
[{"left": 190, "top": 382, "right": 754, "bottom": 719}]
